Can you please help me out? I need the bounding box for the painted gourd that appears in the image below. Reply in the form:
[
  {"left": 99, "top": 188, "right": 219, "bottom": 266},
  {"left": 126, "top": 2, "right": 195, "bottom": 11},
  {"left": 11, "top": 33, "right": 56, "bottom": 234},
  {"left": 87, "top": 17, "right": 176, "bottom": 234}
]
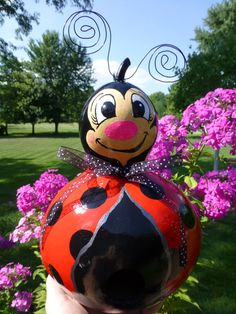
[{"left": 40, "top": 59, "right": 201, "bottom": 311}]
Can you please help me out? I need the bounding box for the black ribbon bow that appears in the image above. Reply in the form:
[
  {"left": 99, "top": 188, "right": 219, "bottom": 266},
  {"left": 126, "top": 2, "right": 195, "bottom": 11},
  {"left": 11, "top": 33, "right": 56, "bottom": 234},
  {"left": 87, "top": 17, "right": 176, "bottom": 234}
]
[{"left": 57, "top": 146, "right": 182, "bottom": 178}]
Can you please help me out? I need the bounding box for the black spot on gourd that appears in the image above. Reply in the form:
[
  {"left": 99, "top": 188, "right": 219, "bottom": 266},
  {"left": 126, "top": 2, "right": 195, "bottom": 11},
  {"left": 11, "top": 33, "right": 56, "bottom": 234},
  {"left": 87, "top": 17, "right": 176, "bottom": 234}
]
[
  {"left": 179, "top": 203, "right": 195, "bottom": 229},
  {"left": 70, "top": 229, "right": 93, "bottom": 260},
  {"left": 80, "top": 187, "right": 107, "bottom": 209}
]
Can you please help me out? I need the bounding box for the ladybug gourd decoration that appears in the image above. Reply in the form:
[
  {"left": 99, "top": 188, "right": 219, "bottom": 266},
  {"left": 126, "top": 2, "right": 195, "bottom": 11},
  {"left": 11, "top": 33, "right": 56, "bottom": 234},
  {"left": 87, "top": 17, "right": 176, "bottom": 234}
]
[{"left": 40, "top": 10, "right": 201, "bottom": 312}]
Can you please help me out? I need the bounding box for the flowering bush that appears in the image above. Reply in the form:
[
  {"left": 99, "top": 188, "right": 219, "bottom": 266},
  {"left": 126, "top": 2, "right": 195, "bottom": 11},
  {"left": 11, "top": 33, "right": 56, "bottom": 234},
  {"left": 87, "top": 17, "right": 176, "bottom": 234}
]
[
  {"left": 181, "top": 88, "right": 236, "bottom": 154},
  {"left": 149, "top": 88, "right": 236, "bottom": 222},
  {"left": 192, "top": 167, "right": 236, "bottom": 219},
  {"left": 9, "top": 169, "right": 68, "bottom": 245},
  {"left": 17, "top": 169, "right": 68, "bottom": 215}
]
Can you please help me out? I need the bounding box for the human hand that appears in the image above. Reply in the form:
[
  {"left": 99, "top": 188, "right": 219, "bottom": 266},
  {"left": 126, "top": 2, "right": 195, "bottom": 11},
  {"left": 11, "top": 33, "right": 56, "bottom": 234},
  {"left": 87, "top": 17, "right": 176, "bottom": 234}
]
[{"left": 45, "top": 275, "right": 164, "bottom": 314}]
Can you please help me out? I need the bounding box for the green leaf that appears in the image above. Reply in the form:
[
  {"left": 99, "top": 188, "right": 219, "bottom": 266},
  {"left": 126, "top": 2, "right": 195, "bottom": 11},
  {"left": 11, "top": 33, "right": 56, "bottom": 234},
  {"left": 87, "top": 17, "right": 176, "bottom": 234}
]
[
  {"left": 34, "top": 250, "right": 41, "bottom": 258},
  {"left": 186, "top": 275, "right": 199, "bottom": 286},
  {"left": 33, "top": 266, "right": 47, "bottom": 280},
  {"left": 197, "top": 258, "right": 215, "bottom": 268},
  {"left": 184, "top": 176, "right": 198, "bottom": 189},
  {"left": 200, "top": 216, "right": 209, "bottom": 224},
  {"left": 34, "top": 309, "right": 46, "bottom": 314}
]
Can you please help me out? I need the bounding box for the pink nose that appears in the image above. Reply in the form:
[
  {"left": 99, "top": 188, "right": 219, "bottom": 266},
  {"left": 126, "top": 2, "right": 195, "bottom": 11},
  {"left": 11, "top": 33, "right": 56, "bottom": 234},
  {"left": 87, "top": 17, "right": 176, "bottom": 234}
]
[{"left": 105, "top": 120, "right": 138, "bottom": 140}]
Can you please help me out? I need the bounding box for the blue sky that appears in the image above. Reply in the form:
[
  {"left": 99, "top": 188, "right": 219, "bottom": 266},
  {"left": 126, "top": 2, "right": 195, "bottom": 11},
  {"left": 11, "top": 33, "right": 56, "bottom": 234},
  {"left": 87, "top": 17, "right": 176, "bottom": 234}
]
[{"left": 0, "top": 0, "right": 222, "bottom": 94}]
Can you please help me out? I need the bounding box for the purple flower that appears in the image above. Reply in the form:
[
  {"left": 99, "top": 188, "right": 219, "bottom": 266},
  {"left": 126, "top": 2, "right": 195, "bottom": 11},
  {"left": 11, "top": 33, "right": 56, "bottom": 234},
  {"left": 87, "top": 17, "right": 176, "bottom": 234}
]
[
  {"left": 0, "top": 263, "right": 31, "bottom": 290},
  {"left": 148, "top": 115, "right": 188, "bottom": 178},
  {"left": 13, "top": 169, "right": 68, "bottom": 243},
  {"left": 191, "top": 167, "right": 236, "bottom": 219},
  {"left": 9, "top": 209, "right": 43, "bottom": 243},
  {"left": 17, "top": 184, "right": 38, "bottom": 215},
  {"left": 11, "top": 291, "right": 32, "bottom": 312},
  {"left": 33, "top": 169, "right": 68, "bottom": 213},
  {"left": 16, "top": 169, "right": 68, "bottom": 215},
  {"left": 181, "top": 88, "right": 236, "bottom": 153},
  {"left": 148, "top": 115, "right": 188, "bottom": 160}
]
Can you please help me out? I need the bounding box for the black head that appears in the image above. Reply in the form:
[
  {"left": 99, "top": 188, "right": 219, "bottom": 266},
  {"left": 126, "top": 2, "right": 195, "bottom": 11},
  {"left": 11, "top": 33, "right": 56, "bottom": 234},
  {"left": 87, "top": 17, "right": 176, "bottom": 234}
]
[{"left": 80, "top": 59, "right": 158, "bottom": 167}]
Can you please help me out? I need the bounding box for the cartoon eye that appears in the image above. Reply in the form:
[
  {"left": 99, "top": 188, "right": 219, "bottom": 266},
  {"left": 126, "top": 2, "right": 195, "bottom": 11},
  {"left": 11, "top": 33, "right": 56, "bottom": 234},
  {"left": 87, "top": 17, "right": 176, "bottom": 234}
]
[
  {"left": 95, "top": 95, "right": 116, "bottom": 124},
  {"left": 132, "top": 94, "right": 150, "bottom": 120}
]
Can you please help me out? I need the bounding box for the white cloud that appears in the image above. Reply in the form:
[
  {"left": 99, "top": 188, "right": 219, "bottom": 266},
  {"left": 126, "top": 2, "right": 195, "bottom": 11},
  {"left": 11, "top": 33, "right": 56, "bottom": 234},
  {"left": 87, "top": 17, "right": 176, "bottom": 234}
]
[
  {"left": 92, "top": 59, "right": 119, "bottom": 87},
  {"left": 92, "top": 59, "right": 170, "bottom": 95}
]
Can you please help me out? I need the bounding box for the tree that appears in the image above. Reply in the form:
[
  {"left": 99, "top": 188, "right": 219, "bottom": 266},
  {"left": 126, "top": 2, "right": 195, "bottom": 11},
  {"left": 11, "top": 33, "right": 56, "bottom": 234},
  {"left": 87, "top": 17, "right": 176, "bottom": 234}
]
[
  {"left": 195, "top": 0, "right": 236, "bottom": 87},
  {"left": 26, "top": 31, "right": 94, "bottom": 133},
  {"left": 149, "top": 92, "right": 167, "bottom": 117},
  {"left": 0, "top": 0, "right": 93, "bottom": 38},
  {"left": 0, "top": 48, "right": 22, "bottom": 134},
  {"left": 0, "top": 46, "right": 46, "bottom": 134},
  {"left": 168, "top": 0, "right": 236, "bottom": 112},
  {"left": 167, "top": 52, "right": 222, "bottom": 113},
  {"left": 13, "top": 69, "right": 45, "bottom": 134}
]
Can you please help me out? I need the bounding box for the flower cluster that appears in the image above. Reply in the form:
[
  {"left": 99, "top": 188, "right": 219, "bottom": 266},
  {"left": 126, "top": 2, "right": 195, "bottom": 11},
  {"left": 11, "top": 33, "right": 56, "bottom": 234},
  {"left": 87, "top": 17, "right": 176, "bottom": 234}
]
[
  {"left": 9, "top": 209, "right": 43, "bottom": 243},
  {"left": 0, "top": 263, "right": 31, "bottom": 291},
  {"left": 181, "top": 88, "right": 236, "bottom": 154},
  {"left": 148, "top": 89, "right": 236, "bottom": 220},
  {"left": 17, "top": 169, "right": 68, "bottom": 214},
  {"left": 0, "top": 263, "right": 32, "bottom": 311},
  {"left": 11, "top": 291, "right": 33, "bottom": 312},
  {"left": 192, "top": 167, "right": 236, "bottom": 219},
  {"left": 147, "top": 115, "right": 188, "bottom": 180},
  {"left": 148, "top": 115, "right": 188, "bottom": 160},
  {"left": 9, "top": 169, "right": 68, "bottom": 244}
]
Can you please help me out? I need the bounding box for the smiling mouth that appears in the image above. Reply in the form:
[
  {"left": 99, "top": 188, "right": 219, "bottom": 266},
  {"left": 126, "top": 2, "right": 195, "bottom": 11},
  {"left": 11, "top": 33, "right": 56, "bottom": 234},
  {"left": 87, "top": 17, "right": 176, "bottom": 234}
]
[{"left": 96, "top": 132, "right": 148, "bottom": 153}]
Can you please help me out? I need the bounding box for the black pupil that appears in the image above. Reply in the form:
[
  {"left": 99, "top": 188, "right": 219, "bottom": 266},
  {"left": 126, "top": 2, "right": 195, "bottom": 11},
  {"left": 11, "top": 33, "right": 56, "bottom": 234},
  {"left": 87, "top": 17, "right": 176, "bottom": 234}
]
[
  {"left": 101, "top": 101, "right": 115, "bottom": 118},
  {"left": 133, "top": 100, "right": 145, "bottom": 117}
]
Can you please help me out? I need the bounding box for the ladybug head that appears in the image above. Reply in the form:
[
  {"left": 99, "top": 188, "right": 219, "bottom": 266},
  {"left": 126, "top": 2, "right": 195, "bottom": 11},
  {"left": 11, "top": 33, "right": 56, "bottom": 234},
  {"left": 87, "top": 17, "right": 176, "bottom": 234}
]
[{"left": 80, "top": 58, "right": 158, "bottom": 167}]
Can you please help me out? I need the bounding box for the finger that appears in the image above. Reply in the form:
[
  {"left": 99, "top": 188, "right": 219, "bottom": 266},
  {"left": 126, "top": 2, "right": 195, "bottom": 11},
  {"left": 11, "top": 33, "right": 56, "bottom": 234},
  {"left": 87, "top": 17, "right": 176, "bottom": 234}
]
[{"left": 45, "top": 275, "right": 88, "bottom": 314}]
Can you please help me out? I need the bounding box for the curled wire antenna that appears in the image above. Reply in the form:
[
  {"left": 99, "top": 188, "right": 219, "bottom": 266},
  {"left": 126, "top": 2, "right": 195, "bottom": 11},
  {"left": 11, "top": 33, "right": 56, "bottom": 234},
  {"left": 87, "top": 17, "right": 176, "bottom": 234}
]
[
  {"left": 126, "top": 44, "right": 187, "bottom": 83},
  {"left": 63, "top": 10, "right": 186, "bottom": 83},
  {"left": 63, "top": 10, "right": 113, "bottom": 76}
]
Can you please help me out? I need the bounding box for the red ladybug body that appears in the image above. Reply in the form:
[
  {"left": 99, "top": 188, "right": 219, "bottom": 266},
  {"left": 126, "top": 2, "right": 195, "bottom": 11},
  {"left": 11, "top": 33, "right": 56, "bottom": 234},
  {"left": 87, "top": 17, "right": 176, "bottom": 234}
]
[{"left": 40, "top": 170, "right": 201, "bottom": 311}]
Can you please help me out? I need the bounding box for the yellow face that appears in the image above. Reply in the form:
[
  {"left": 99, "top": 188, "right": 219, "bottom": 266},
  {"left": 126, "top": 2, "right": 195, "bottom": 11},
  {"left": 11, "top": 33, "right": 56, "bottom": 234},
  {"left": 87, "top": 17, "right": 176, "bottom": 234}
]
[{"left": 84, "top": 86, "right": 157, "bottom": 166}]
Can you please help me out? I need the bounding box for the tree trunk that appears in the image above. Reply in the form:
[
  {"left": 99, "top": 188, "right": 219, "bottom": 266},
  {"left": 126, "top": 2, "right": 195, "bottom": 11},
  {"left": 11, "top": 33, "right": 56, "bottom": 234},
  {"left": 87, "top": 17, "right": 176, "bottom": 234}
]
[
  {"left": 213, "top": 150, "right": 220, "bottom": 171},
  {"left": 32, "top": 123, "right": 35, "bottom": 135},
  {"left": 55, "top": 122, "right": 59, "bottom": 134}
]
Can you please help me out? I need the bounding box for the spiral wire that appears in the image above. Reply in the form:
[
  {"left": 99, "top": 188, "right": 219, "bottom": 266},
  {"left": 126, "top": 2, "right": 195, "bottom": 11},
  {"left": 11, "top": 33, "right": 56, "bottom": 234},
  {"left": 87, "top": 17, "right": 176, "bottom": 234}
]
[
  {"left": 63, "top": 10, "right": 113, "bottom": 76},
  {"left": 126, "top": 44, "right": 187, "bottom": 83},
  {"left": 63, "top": 10, "right": 186, "bottom": 83}
]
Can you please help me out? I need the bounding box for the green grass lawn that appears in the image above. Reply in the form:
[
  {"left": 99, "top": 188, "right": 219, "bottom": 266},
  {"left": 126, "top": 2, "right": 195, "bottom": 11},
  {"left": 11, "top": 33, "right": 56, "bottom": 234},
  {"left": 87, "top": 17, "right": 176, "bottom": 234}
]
[
  {"left": 0, "top": 123, "right": 82, "bottom": 204},
  {"left": 193, "top": 213, "right": 236, "bottom": 314},
  {"left": 1, "top": 123, "right": 236, "bottom": 313}
]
